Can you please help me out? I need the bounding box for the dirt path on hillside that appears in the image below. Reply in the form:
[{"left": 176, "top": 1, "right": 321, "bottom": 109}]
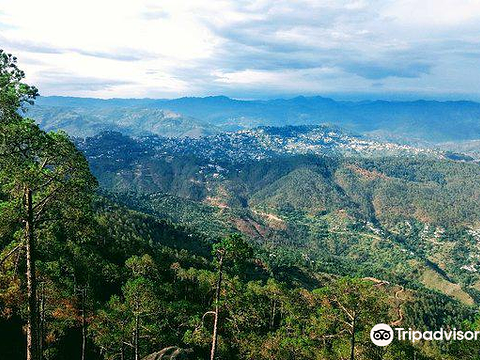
[{"left": 391, "top": 285, "right": 405, "bottom": 326}]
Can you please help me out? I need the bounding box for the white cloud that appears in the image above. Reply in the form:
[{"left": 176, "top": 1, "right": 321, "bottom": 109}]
[
  {"left": 382, "top": 0, "right": 480, "bottom": 26},
  {"left": 0, "top": 0, "right": 479, "bottom": 98}
]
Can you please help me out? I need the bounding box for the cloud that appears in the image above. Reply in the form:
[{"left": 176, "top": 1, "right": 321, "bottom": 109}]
[
  {"left": 0, "top": 0, "right": 479, "bottom": 98},
  {"left": 140, "top": 7, "right": 170, "bottom": 20},
  {"left": 36, "top": 71, "right": 135, "bottom": 92},
  {"left": 0, "top": 36, "right": 154, "bottom": 62},
  {"left": 382, "top": 0, "right": 480, "bottom": 26},
  {"left": 74, "top": 49, "right": 156, "bottom": 62},
  {"left": 341, "top": 61, "right": 431, "bottom": 79},
  {"left": 0, "top": 36, "right": 64, "bottom": 54}
]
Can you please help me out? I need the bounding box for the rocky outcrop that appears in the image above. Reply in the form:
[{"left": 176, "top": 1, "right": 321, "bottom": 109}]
[{"left": 141, "top": 347, "right": 194, "bottom": 360}]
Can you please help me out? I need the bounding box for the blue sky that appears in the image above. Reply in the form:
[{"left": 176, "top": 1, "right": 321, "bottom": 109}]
[{"left": 1, "top": 0, "right": 480, "bottom": 100}]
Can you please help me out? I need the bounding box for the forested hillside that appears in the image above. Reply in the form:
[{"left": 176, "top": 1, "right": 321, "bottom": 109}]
[
  {"left": 2, "top": 51, "right": 480, "bottom": 360},
  {"left": 78, "top": 131, "right": 480, "bottom": 307},
  {"left": 79, "top": 131, "right": 480, "bottom": 228}
]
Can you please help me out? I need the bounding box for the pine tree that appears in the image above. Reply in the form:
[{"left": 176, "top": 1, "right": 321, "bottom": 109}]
[{"left": 0, "top": 50, "right": 97, "bottom": 360}]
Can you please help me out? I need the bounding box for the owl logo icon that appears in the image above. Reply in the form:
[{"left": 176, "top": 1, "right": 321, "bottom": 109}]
[{"left": 370, "top": 324, "right": 394, "bottom": 346}]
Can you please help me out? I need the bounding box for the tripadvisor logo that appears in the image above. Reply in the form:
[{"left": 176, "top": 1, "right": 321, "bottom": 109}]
[
  {"left": 370, "top": 323, "right": 480, "bottom": 346},
  {"left": 370, "top": 324, "right": 394, "bottom": 346}
]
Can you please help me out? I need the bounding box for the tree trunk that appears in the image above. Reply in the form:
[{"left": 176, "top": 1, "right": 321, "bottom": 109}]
[
  {"left": 350, "top": 316, "right": 356, "bottom": 360},
  {"left": 25, "top": 186, "right": 38, "bottom": 360},
  {"left": 210, "top": 254, "right": 224, "bottom": 360},
  {"left": 134, "top": 313, "right": 139, "bottom": 360},
  {"left": 39, "top": 283, "right": 45, "bottom": 360},
  {"left": 81, "top": 288, "right": 86, "bottom": 360},
  {"left": 270, "top": 299, "right": 276, "bottom": 330}
]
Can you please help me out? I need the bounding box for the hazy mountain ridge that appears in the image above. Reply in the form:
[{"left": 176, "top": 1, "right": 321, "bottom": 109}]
[
  {"left": 33, "top": 95, "right": 480, "bottom": 143},
  {"left": 28, "top": 104, "right": 220, "bottom": 138}
]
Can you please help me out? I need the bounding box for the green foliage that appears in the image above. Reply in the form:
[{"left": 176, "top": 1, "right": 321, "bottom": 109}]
[
  {"left": 0, "top": 50, "right": 38, "bottom": 120},
  {"left": 213, "top": 234, "right": 253, "bottom": 274}
]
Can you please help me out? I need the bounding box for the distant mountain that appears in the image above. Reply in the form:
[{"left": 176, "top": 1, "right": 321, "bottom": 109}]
[
  {"left": 32, "top": 95, "right": 480, "bottom": 143},
  {"left": 27, "top": 104, "right": 219, "bottom": 138}
]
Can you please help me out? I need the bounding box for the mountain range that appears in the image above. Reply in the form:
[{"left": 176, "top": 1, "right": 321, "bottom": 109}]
[{"left": 31, "top": 95, "right": 480, "bottom": 146}]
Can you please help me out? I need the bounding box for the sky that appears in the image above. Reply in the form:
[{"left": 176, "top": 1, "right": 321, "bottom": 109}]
[{"left": 1, "top": 0, "right": 480, "bottom": 100}]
